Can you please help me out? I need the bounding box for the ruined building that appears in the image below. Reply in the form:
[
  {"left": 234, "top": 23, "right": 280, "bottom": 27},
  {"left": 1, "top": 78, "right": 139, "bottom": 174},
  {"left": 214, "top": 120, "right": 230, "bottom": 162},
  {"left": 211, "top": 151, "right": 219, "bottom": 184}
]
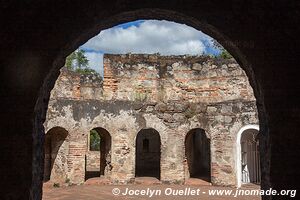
[
  {"left": 2, "top": 2, "right": 299, "bottom": 199},
  {"left": 44, "top": 54, "right": 259, "bottom": 187}
]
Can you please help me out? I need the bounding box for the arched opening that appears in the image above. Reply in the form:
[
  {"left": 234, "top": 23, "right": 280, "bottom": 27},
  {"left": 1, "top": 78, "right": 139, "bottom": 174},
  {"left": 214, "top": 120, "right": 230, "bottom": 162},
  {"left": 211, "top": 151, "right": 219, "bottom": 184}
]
[
  {"left": 85, "top": 128, "right": 112, "bottom": 180},
  {"left": 135, "top": 128, "right": 161, "bottom": 179},
  {"left": 35, "top": 10, "right": 267, "bottom": 200},
  {"left": 44, "top": 127, "right": 69, "bottom": 183},
  {"left": 5, "top": 0, "right": 300, "bottom": 199},
  {"left": 44, "top": 18, "right": 261, "bottom": 188},
  {"left": 236, "top": 125, "right": 260, "bottom": 187},
  {"left": 185, "top": 128, "right": 211, "bottom": 182}
]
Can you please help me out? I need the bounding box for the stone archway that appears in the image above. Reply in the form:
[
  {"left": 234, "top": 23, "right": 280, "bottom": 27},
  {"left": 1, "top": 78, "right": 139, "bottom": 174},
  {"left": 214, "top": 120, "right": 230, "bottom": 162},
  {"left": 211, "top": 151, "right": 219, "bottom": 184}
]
[
  {"left": 85, "top": 127, "right": 112, "bottom": 180},
  {"left": 44, "top": 127, "right": 69, "bottom": 183},
  {"left": 185, "top": 128, "right": 211, "bottom": 182},
  {"left": 1, "top": 1, "right": 299, "bottom": 198},
  {"left": 135, "top": 128, "right": 161, "bottom": 179},
  {"left": 22, "top": 4, "right": 282, "bottom": 200},
  {"left": 236, "top": 125, "right": 260, "bottom": 187}
]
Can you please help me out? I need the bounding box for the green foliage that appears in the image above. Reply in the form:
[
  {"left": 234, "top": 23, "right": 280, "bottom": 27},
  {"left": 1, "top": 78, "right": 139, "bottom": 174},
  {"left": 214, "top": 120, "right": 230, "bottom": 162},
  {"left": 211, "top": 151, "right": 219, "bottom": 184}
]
[
  {"left": 219, "top": 49, "right": 233, "bottom": 59},
  {"left": 134, "top": 91, "right": 148, "bottom": 102},
  {"left": 65, "top": 178, "right": 70, "bottom": 184},
  {"left": 174, "top": 179, "right": 183, "bottom": 184},
  {"left": 211, "top": 39, "right": 233, "bottom": 59},
  {"left": 184, "top": 104, "right": 197, "bottom": 118},
  {"left": 157, "top": 84, "right": 166, "bottom": 101},
  {"left": 53, "top": 183, "right": 60, "bottom": 188},
  {"left": 65, "top": 49, "right": 100, "bottom": 76},
  {"left": 90, "top": 129, "right": 100, "bottom": 151},
  {"left": 133, "top": 84, "right": 149, "bottom": 101},
  {"left": 65, "top": 49, "right": 89, "bottom": 70},
  {"left": 75, "top": 67, "right": 98, "bottom": 75},
  {"left": 65, "top": 52, "right": 76, "bottom": 70},
  {"left": 75, "top": 49, "right": 89, "bottom": 69}
]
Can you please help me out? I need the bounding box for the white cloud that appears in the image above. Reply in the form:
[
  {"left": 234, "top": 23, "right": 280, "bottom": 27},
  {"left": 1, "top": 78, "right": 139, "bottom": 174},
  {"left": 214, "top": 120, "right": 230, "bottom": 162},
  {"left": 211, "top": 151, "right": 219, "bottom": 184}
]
[
  {"left": 82, "top": 20, "right": 213, "bottom": 55},
  {"left": 85, "top": 52, "right": 103, "bottom": 76}
]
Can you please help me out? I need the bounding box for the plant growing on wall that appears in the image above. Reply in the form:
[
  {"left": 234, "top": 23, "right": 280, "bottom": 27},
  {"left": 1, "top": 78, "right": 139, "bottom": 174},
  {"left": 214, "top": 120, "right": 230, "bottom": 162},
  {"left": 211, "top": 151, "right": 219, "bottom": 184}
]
[
  {"left": 184, "top": 104, "right": 197, "bottom": 118},
  {"left": 157, "top": 84, "right": 166, "bottom": 101},
  {"left": 211, "top": 39, "right": 233, "bottom": 59},
  {"left": 133, "top": 84, "right": 149, "bottom": 101},
  {"left": 134, "top": 91, "right": 148, "bottom": 102}
]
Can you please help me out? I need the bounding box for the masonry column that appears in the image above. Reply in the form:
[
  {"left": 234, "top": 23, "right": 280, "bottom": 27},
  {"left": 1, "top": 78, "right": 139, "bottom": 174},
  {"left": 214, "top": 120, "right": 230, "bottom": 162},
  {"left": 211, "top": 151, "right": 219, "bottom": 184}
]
[
  {"left": 209, "top": 126, "right": 236, "bottom": 186},
  {"left": 68, "top": 137, "right": 86, "bottom": 184},
  {"left": 103, "top": 55, "right": 118, "bottom": 100},
  {"left": 160, "top": 129, "right": 185, "bottom": 184},
  {"left": 110, "top": 129, "right": 135, "bottom": 184}
]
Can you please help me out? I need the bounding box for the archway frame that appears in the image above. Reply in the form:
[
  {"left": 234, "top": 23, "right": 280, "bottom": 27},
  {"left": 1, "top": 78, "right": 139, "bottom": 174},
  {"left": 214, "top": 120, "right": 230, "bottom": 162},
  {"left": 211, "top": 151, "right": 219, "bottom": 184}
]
[
  {"left": 183, "top": 127, "right": 211, "bottom": 140},
  {"left": 45, "top": 126, "right": 70, "bottom": 136},
  {"left": 32, "top": 8, "right": 268, "bottom": 199},
  {"left": 88, "top": 127, "right": 112, "bottom": 176},
  {"left": 87, "top": 127, "right": 109, "bottom": 152},
  {"left": 184, "top": 128, "right": 211, "bottom": 181},
  {"left": 236, "top": 124, "right": 259, "bottom": 188},
  {"left": 134, "top": 127, "right": 163, "bottom": 142},
  {"left": 134, "top": 128, "right": 162, "bottom": 179},
  {"left": 44, "top": 126, "right": 69, "bottom": 183}
]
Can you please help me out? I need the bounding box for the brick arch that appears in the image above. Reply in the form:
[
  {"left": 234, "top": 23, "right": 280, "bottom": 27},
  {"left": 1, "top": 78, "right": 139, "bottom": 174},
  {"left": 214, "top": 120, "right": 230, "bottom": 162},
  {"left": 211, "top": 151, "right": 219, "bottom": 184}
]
[
  {"left": 184, "top": 126, "right": 212, "bottom": 140},
  {"left": 135, "top": 127, "right": 164, "bottom": 141},
  {"left": 86, "top": 127, "right": 112, "bottom": 180},
  {"left": 44, "top": 126, "right": 69, "bottom": 183},
  {"left": 184, "top": 128, "right": 211, "bottom": 182}
]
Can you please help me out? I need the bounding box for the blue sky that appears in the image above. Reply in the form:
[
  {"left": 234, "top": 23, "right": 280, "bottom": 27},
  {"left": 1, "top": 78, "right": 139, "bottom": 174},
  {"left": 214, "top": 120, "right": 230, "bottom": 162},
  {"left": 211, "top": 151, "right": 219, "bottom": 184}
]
[{"left": 79, "top": 20, "right": 221, "bottom": 75}]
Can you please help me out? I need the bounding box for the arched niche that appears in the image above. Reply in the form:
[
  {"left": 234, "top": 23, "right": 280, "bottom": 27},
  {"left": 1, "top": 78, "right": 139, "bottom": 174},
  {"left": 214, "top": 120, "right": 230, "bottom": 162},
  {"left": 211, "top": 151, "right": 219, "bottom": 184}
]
[
  {"left": 185, "top": 128, "right": 211, "bottom": 182},
  {"left": 135, "top": 128, "right": 161, "bottom": 179},
  {"left": 236, "top": 125, "right": 260, "bottom": 187}
]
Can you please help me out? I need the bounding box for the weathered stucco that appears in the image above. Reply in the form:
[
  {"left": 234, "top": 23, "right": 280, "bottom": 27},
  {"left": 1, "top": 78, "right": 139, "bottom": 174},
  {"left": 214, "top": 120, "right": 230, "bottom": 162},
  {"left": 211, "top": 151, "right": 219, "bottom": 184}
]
[{"left": 44, "top": 54, "right": 258, "bottom": 186}]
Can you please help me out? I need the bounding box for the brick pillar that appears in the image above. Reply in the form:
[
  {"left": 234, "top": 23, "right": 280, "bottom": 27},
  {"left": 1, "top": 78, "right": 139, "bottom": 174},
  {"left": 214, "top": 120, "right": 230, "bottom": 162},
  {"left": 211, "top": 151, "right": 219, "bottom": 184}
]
[
  {"left": 103, "top": 56, "right": 118, "bottom": 99},
  {"left": 210, "top": 127, "right": 236, "bottom": 186},
  {"left": 160, "top": 129, "right": 185, "bottom": 184},
  {"left": 69, "top": 71, "right": 81, "bottom": 99},
  {"left": 68, "top": 143, "right": 86, "bottom": 184},
  {"left": 110, "top": 131, "right": 134, "bottom": 184}
]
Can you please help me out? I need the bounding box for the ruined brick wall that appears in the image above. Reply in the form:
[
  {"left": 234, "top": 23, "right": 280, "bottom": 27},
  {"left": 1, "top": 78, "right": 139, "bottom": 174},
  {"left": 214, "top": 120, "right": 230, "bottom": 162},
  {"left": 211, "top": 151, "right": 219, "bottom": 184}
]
[
  {"left": 44, "top": 54, "right": 258, "bottom": 186},
  {"left": 50, "top": 67, "right": 103, "bottom": 100},
  {"left": 51, "top": 54, "right": 255, "bottom": 104},
  {"left": 103, "top": 54, "right": 255, "bottom": 103}
]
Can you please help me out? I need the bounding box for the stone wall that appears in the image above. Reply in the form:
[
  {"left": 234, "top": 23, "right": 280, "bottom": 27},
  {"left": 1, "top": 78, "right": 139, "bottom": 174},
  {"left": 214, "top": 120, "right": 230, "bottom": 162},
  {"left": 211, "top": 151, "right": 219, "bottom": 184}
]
[
  {"left": 50, "top": 67, "right": 103, "bottom": 100},
  {"left": 103, "top": 54, "right": 255, "bottom": 103},
  {"left": 3, "top": 3, "right": 299, "bottom": 199},
  {"left": 44, "top": 127, "right": 69, "bottom": 183},
  {"left": 44, "top": 54, "right": 258, "bottom": 186},
  {"left": 85, "top": 151, "right": 100, "bottom": 171}
]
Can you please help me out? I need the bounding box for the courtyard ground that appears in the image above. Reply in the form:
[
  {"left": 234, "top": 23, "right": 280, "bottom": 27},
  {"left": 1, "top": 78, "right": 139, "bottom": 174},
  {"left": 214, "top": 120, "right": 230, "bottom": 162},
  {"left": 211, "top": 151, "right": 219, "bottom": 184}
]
[{"left": 43, "top": 182, "right": 261, "bottom": 200}]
